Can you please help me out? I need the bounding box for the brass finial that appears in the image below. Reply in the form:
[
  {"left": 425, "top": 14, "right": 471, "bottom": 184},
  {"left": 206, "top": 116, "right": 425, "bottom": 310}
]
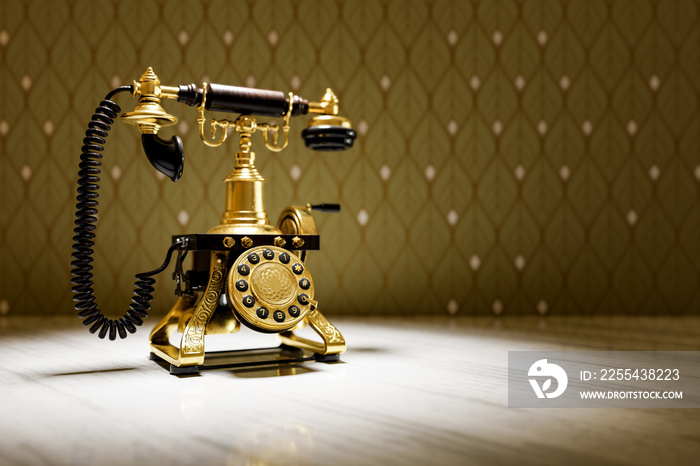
[
  {"left": 308, "top": 88, "right": 339, "bottom": 115},
  {"left": 121, "top": 68, "right": 178, "bottom": 135}
]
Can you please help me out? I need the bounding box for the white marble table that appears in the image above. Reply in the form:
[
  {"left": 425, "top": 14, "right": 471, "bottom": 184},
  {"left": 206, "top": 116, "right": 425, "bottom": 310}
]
[{"left": 1, "top": 316, "right": 699, "bottom": 465}]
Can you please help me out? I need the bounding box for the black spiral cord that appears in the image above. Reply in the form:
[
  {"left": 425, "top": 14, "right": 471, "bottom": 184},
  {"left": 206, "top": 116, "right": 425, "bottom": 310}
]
[{"left": 71, "top": 86, "right": 182, "bottom": 340}]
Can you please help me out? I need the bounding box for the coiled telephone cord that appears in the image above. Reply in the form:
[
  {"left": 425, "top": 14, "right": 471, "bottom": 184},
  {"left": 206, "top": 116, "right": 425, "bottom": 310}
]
[{"left": 71, "top": 87, "right": 181, "bottom": 340}]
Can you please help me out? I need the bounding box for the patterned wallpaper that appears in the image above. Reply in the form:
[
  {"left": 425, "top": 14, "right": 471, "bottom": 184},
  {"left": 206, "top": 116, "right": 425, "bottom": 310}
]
[{"left": 1, "top": 0, "right": 699, "bottom": 319}]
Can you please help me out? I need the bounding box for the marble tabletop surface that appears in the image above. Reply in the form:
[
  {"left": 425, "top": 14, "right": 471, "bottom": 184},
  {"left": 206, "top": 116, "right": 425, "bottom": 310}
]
[{"left": 0, "top": 315, "right": 699, "bottom": 466}]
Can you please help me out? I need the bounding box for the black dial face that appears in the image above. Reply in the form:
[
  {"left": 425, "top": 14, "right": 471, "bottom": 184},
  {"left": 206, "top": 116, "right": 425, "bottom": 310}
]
[{"left": 226, "top": 245, "right": 314, "bottom": 333}]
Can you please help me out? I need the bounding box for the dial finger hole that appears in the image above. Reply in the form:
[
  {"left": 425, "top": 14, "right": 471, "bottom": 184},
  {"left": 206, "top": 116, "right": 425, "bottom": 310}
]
[
  {"left": 242, "top": 295, "right": 255, "bottom": 308},
  {"left": 297, "top": 293, "right": 309, "bottom": 305},
  {"left": 235, "top": 279, "right": 248, "bottom": 292}
]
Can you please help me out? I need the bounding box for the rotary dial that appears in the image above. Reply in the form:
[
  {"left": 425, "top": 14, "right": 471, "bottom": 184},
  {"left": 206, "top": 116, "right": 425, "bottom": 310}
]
[{"left": 226, "top": 245, "right": 314, "bottom": 332}]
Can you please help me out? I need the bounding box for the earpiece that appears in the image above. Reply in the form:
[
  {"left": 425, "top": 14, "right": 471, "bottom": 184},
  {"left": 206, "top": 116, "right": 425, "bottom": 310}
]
[
  {"left": 301, "top": 125, "right": 357, "bottom": 151},
  {"left": 301, "top": 115, "right": 357, "bottom": 151}
]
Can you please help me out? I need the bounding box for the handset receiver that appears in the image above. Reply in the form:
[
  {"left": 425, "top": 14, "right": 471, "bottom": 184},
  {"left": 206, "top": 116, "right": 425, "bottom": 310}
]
[{"left": 141, "top": 133, "right": 185, "bottom": 182}]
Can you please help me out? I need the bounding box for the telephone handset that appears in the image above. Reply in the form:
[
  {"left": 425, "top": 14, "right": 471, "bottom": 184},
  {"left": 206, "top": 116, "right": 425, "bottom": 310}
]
[{"left": 71, "top": 68, "right": 355, "bottom": 373}]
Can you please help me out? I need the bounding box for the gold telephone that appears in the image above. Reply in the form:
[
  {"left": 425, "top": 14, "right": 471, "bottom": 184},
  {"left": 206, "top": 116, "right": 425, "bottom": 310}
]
[{"left": 71, "top": 68, "right": 356, "bottom": 374}]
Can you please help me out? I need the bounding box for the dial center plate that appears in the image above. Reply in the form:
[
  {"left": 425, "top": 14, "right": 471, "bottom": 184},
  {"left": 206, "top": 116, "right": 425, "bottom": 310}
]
[{"left": 251, "top": 262, "right": 296, "bottom": 306}]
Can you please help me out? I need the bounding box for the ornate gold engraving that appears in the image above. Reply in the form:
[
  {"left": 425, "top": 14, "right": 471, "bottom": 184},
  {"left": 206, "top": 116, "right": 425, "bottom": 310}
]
[
  {"left": 307, "top": 309, "right": 343, "bottom": 344},
  {"left": 252, "top": 263, "right": 295, "bottom": 305},
  {"left": 182, "top": 253, "right": 228, "bottom": 356},
  {"left": 278, "top": 302, "right": 346, "bottom": 355},
  {"left": 149, "top": 294, "right": 198, "bottom": 365}
]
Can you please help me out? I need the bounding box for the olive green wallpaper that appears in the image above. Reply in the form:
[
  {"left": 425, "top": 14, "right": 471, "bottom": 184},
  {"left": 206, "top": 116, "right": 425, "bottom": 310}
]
[{"left": 1, "top": 0, "right": 699, "bottom": 318}]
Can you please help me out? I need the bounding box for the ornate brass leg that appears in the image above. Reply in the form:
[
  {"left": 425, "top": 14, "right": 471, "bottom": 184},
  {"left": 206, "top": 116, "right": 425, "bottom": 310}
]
[
  {"left": 278, "top": 300, "right": 346, "bottom": 355},
  {"left": 179, "top": 252, "right": 229, "bottom": 366},
  {"left": 149, "top": 251, "right": 229, "bottom": 367},
  {"left": 150, "top": 294, "right": 198, "bottom": 364}
]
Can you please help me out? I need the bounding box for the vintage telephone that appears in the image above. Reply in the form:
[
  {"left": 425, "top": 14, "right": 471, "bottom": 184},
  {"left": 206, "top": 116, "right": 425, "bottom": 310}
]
[{"left": 71, "top": 68, "right": 356, "bottom": 374}]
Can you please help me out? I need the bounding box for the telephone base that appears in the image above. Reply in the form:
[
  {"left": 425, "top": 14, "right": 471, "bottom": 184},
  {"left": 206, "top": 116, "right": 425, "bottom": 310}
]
[{"left": 149, "top": 345, "right": 340, "bottom": 376}]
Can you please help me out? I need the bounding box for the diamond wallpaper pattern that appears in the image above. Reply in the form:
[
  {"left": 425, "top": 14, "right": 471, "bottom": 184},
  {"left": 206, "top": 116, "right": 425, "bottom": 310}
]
[{"left": 1, "top": 0, "right": 699, "bottom": 318}]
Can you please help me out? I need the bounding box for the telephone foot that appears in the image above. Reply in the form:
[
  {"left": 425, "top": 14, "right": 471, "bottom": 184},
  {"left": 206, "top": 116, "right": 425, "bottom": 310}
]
[{"left": 314, "top": 353, "right": 341, "bottom": 363}]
